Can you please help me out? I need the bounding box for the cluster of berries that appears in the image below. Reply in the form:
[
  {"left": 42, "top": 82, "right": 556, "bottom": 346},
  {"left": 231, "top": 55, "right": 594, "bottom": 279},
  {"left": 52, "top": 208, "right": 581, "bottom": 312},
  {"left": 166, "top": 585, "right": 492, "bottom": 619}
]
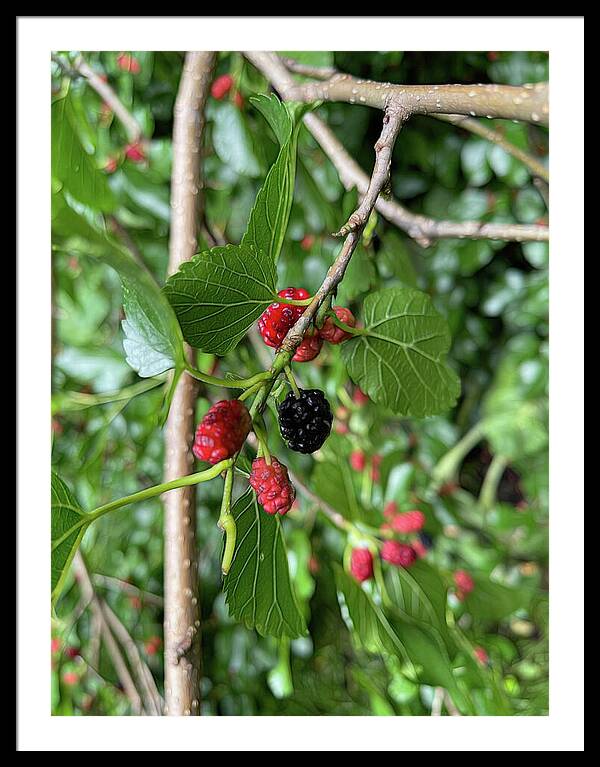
[
  {"left": 350, "top": 450, "right": 383, "bottom": 481},
  {"left": 192, "top": 387, "right": 333, "bottom": 516},
  {"left": 350, "top": 540, "right": 419, "bottom": 583},
  {"left": 210, "top": 73, "right": 244, "bottom": 109},
  {"left": 104, "top": 140, "right": 147, "bottom": 174},
  {"left": 257, "top": 287, "right": 356, "bottom": 363},
  {"left": 101, "top": 56, "right": 147, "bottom": 173}
]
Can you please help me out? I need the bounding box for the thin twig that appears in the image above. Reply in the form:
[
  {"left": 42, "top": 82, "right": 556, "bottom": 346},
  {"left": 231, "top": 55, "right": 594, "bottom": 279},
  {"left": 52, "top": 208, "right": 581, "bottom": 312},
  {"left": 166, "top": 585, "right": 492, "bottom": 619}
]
[
  {"left": 73, "top": 552, "right": 143, "bottom": 715},
  {"left": 73, "top": 54, "right": 143, "bottom": 143},
  {"left": 279, "top": 57, "right": 337, "bottom": 80},
  {"left": 91, "top": 573, "right": 164, "bottom": 607},
  {"left": 101, "top": 600, "right": 164, "bottom": 716},
  {"left": 335, "top": 100, "right": 407, "bottom": 237},
  {"left": 433, "top": 114, "right": 549, "bottom": 183}
]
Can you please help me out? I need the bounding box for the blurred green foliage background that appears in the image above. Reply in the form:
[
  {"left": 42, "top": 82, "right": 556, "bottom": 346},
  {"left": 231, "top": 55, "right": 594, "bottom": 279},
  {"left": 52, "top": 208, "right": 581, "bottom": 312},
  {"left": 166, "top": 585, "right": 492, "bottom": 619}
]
[{"left": 51, "top": 50, "right": 548, "bottom": 716}]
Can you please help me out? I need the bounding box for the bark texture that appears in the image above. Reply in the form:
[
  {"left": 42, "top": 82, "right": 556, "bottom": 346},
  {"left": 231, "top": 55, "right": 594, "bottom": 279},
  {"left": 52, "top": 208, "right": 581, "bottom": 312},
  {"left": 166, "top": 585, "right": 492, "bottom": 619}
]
[{"left": 163, "top": 51, "right": 215, "bottom": 717}]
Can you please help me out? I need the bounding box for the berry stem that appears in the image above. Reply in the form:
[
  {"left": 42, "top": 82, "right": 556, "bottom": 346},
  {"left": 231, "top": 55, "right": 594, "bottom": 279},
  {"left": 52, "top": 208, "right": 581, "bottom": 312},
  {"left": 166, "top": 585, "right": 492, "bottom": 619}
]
[
  {"left": 326, "top": 312, "right": 367, "bottom": 337},
  {"left": 278, "top": 297, "right": 313, "bottom": 307},
  {"left": 184, "top": 364, "right": 271, "bottom": 390},
  {"left": 238, "top": 380, "right": 265, "bottom": 402},
  {"left": 218, "top": 468, "right": 236, "bottom": 575},
  {"left": 314, "top": 295, "right": 332, "bottom": 329},
  {"left": 253, "top": 416, "right": 272, "bottom": 464},
  {"left": 284, "top": 365, "right": 301, "bottom": 398}
]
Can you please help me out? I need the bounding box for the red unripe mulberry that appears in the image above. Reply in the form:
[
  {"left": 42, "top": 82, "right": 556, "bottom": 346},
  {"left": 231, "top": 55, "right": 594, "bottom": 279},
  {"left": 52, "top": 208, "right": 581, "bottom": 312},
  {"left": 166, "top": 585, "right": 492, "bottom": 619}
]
[
  {"left": 381, "top": 540, "right": 417, "bottom": 568},
  {"left": 249, "top": 457, "right": 295, "bottom": 516},
  {"left": 454, "top": 569, "right": 475, "bottom": 596},
  {"left": 350, "top": 548, "right": 374, "bottom": 582},
  {"left": 391, "top": 510, "right": 425, "bottom": 534},
  {"left": 211, "top": 74, "right": 234, "bottom": 100},
  {"left": 474, "top": 646, "right": 489, "bottom": 665},
  {"left": 125, "top": 141, "right": 146, "bottom": 162},
  {"left": 292, "top": 330, "right": 323, "bottom": 362},
  {"left": 117, "top": 52, "right": 141, "bottom": 74},
  {"left": 104, "top": 156, "right": 118, "bottom": 174},
  {"left": 193, "top": 400, "right": 251, "bottom": 465},
  {"left": 319, "top": 306, "right": 356, "bottom": 344},
  {"left": 300, "top": 234, "right": 315, "bottom": 251},
  {"left": 353, "top": 387, "right": 369, "bottom": 406},
  {"left": 258, "top": 287, "right": 310, "bottom": 348},
  {"left": 350, "top": 451, "right": 366, "bottom": 471}
]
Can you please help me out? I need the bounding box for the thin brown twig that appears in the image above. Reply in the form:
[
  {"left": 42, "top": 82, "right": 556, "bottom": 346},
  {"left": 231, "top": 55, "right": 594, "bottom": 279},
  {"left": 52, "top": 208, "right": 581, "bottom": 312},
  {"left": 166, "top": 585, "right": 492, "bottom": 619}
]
[
  {"left": 101, "top": 600, "right": 163, "bottom": 716},
  {"left": 73, "top": 552, "right": 143, "bottom": 715},
  {"left": 279, "top": 57, "right": 337, "bottom": 80},
  {"left": 433, "top": 114, "right": 549, "bottom": 183},
  {"left": 336, "top": 100, "right": 407, "bottom": 236},
  {"left": 91, "top": 573, "right": 164, "bottom": 607},
  {"left": 73, "top": 54, "right": 143, "bottom": 143}
]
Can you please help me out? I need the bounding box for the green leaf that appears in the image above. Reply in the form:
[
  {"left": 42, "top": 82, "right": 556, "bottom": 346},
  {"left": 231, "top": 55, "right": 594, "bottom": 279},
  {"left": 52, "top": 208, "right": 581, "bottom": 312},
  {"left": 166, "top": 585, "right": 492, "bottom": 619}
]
[
  {"left": 241, "top": 96, "right": 308, "bottom": 266},
  {"left": 223, "top": 490, "right": 307, "bottom": 639},
  {"left": 341, "top": 287, "right": 460, "bottom": 417},
  {"left": 163, "top": 243, "right": 277, "bottom": 355},
  {"left": 51, "top": 473, "right": 89, "bottom": 605},
  {"left": 335, "top": 566, "right": 466, "bottom": 705},
  {"left": 335, "top": 566, "right": 410, "bottom": 659},
  {"left": 52, "top": 192, "right": 185, "bottom": 378},
  {"left": 249, "top": 93, "right": 293, "bottom": 147},
  {"left": 385, "top": 560, "right": 451, "bottom": 646},
  {"left": 462, "top": 576, "right": 531, "bottom": 622},
  {"left": 51, "top": 94, "right": 114, "bottom": 212},
  {"left": 212, "top": 101, "right": 261, "bottom": 178},
  {"left": 312, "top": 458, "right": 376, "bottom": 525}
]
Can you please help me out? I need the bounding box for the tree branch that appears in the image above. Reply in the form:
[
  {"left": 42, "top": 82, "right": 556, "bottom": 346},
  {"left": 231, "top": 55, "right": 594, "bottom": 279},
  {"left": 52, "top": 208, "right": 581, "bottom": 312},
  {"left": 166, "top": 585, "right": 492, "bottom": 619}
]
[
  {"left": 274, "top": 69, "right": 549, "bottom": 126},
  {"left": 433, "top": 114, "right": 549, "bottom": 182},
  {"left": 245, "top": 51, "right": 548, "bottom": 247},
  {"left": 73, "top": 55, "right": 143, "bottom": 143},
  {"left": 163, "top": 51, "right": 215, "bottom": 717}
]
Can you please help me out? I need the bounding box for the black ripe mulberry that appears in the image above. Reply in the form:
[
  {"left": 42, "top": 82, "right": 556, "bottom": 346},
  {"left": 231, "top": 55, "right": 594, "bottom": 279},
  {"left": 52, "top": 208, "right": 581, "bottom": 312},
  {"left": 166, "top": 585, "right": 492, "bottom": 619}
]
[{"left": 278, "top": 388, "right": 333, "bottom": 454}]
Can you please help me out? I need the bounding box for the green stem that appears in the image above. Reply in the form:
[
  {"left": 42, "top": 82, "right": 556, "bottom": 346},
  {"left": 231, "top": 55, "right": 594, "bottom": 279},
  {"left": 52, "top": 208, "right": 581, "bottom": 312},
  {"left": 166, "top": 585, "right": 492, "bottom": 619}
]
[
  {"left": 51, "top": 377, "right": 165, "bottom": 415},
  {"left": 218, "top": 468, "right": 236, "bottom": 575},
  {"left": 238, "top": 380, "right": 265, "bottom": 402},
  {"left": 184, "top": 364, "right": 271, "bottom": 390},
  {"left": 429, "top": 422, "right": 484, "bottom": 491},
  {"left": 479, "top": 454, "right": 509, "bottom": 513},
  {"left": 315, "top": 295, "right": 332, "bottom": 329},
  {"left": 284, "top": 365, "right": 301, "bottom": 398},
  {"left": 53, "top": 459, "right": 235, "bottom": 553},
  {"left": 278, "top": 297, "right": 313, "bottom": 307},
  {"left": 253, "top": 415, "right": 271, "bottom": 463},
  {"left": 327, "top": 313, "right": 368, "bottom": 337}
]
